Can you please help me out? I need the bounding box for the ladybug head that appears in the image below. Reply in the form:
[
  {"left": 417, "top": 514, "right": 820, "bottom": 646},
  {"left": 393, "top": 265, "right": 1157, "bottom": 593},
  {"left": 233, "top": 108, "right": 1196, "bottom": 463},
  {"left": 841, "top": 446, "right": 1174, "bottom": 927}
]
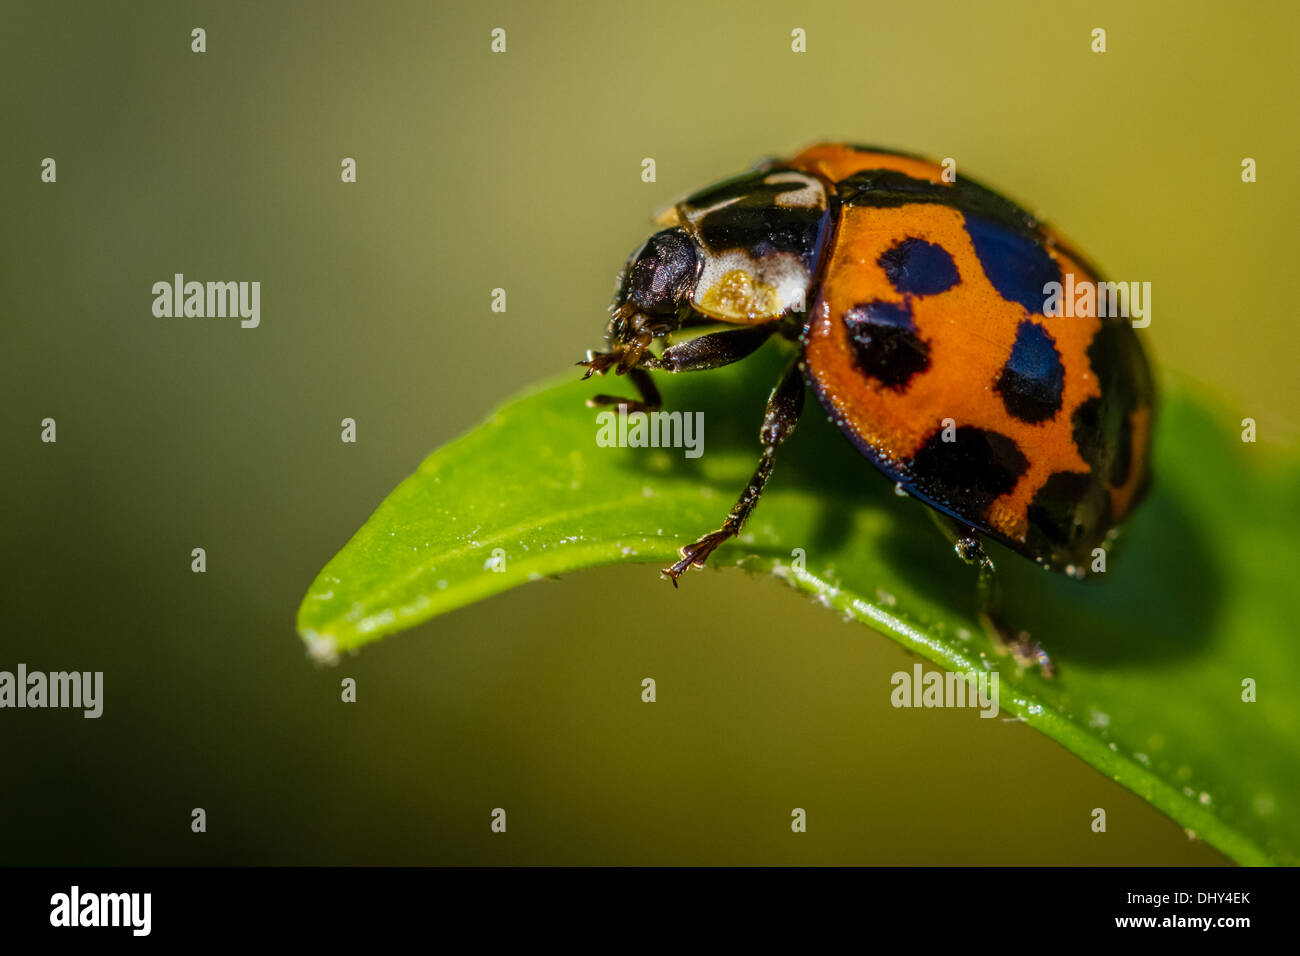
[{"left": 584, "top": 228, "right": 701, "bottom": 376}]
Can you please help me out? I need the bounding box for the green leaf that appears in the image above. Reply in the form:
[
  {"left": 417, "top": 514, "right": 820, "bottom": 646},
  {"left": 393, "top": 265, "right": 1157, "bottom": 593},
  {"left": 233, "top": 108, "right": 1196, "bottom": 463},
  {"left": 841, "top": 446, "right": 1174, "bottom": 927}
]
[{"left": 297, "top": 342, "right": 1299, "bottom": 866}]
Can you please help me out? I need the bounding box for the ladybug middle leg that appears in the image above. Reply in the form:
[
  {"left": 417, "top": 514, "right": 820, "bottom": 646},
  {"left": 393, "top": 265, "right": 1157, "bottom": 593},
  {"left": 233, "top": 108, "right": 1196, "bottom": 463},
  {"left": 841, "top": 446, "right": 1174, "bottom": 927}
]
[
  {"left": 662, "top": 356, "right": 804, "bottom": 586},
  {"left": 928, "top": 512, "right": 1055, "bottom": 677}
]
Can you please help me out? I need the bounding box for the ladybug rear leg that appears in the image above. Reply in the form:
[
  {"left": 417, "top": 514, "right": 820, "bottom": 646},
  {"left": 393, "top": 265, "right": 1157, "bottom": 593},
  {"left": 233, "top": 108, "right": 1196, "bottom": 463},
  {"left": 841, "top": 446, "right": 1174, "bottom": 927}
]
[
  {"left": 663, "top": 357, "right": 804, "bottom": 586},
  {"left": 928, "top": 513, "right": 1056, "bottom": 678}
]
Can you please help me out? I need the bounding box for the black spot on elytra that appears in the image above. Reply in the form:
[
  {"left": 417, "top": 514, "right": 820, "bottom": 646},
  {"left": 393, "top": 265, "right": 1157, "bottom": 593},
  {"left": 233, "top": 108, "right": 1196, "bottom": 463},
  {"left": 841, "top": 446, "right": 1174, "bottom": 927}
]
[
  {"left": 878, "top": 238, "right": 960, "bottom": 295},
  {"left": 996, "top": 320, "right": 1065, "bottom": 423},
  {"left": 843, "top": 300, "right": 930, "bottom": 390},
  {"left": 1072, "top": 322, "right": 1152, "bottom": 489},
  {"left": 834, "top": 168, "right": 1063, "bottom": 313},
  {"left": 907, "top": 425, "right": 1029, "bottom": 521},
  {"left": 964, "top": 215, "right": 1062, "bottom": 313},
  {"left": 1025, "top": 470, "right": 1111, "bottom": 565}
]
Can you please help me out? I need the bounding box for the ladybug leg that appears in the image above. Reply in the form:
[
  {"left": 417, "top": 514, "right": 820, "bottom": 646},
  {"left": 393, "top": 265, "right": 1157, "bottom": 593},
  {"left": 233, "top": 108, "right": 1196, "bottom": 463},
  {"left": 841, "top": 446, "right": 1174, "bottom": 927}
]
[
  {"left": 662, "top": 357, "right": 804, "bottom": 586},
  {"left": 656, "top": 324, "right": 774, "bottom": 372},
  {"left": 928, "top": 513, "right": 1055, "bottom": 678},
  {"left": 585, "top": 326, "right": 774, "bottom": 412},
  {"left": 586, "top": 367, "right": 662, "bottom": 414}
]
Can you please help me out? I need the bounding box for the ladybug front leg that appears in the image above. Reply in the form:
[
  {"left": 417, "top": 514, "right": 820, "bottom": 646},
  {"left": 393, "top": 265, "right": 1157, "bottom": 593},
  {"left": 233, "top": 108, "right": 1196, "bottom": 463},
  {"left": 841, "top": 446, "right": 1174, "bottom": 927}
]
[
  {"left": 928, "top": 513, "right": 1055, "bottom": 677},
  {"left": 583, "top": 325, "right": 775, "bottom": 413},
  {"left": 663, "top": 357, "right": 804, "bottom": 586},
  {"left": 585, "top": 366, "right": 662, "bottom": 414}
]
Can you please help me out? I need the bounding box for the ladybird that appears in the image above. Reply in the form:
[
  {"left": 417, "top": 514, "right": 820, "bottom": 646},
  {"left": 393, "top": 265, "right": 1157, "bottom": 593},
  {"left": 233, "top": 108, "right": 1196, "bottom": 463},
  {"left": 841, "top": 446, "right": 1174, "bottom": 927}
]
[{"left": 580, "top": 144, "right": 1155, "bottom": 674}]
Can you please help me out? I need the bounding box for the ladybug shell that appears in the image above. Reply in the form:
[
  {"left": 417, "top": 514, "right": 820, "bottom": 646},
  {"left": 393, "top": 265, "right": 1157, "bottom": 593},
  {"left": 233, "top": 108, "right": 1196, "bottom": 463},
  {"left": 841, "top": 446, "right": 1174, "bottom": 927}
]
[{"left": 787, "top": 144, "right": 1155, "bottom": 575}]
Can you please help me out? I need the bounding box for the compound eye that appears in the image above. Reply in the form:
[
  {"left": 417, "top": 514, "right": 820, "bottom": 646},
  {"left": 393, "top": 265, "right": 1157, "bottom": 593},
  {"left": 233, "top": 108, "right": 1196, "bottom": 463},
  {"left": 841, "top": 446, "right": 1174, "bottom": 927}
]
[{"left": 621, "top": 228, "right": 698, "bottom": 316}]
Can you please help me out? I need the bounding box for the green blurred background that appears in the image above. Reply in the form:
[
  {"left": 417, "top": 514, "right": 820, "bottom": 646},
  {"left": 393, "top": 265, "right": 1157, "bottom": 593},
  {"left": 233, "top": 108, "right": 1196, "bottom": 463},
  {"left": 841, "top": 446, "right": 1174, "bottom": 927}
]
[{"left": 3, "top": 0, "right": 1295, "bottom": 864}]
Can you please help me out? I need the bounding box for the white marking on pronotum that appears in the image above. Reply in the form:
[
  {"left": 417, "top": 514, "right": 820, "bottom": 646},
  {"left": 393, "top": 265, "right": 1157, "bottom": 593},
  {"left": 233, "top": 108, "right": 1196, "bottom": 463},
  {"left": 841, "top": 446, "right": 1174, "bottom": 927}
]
[{"left": 763, "top": 171, "right": 825, "bottom": 209}]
